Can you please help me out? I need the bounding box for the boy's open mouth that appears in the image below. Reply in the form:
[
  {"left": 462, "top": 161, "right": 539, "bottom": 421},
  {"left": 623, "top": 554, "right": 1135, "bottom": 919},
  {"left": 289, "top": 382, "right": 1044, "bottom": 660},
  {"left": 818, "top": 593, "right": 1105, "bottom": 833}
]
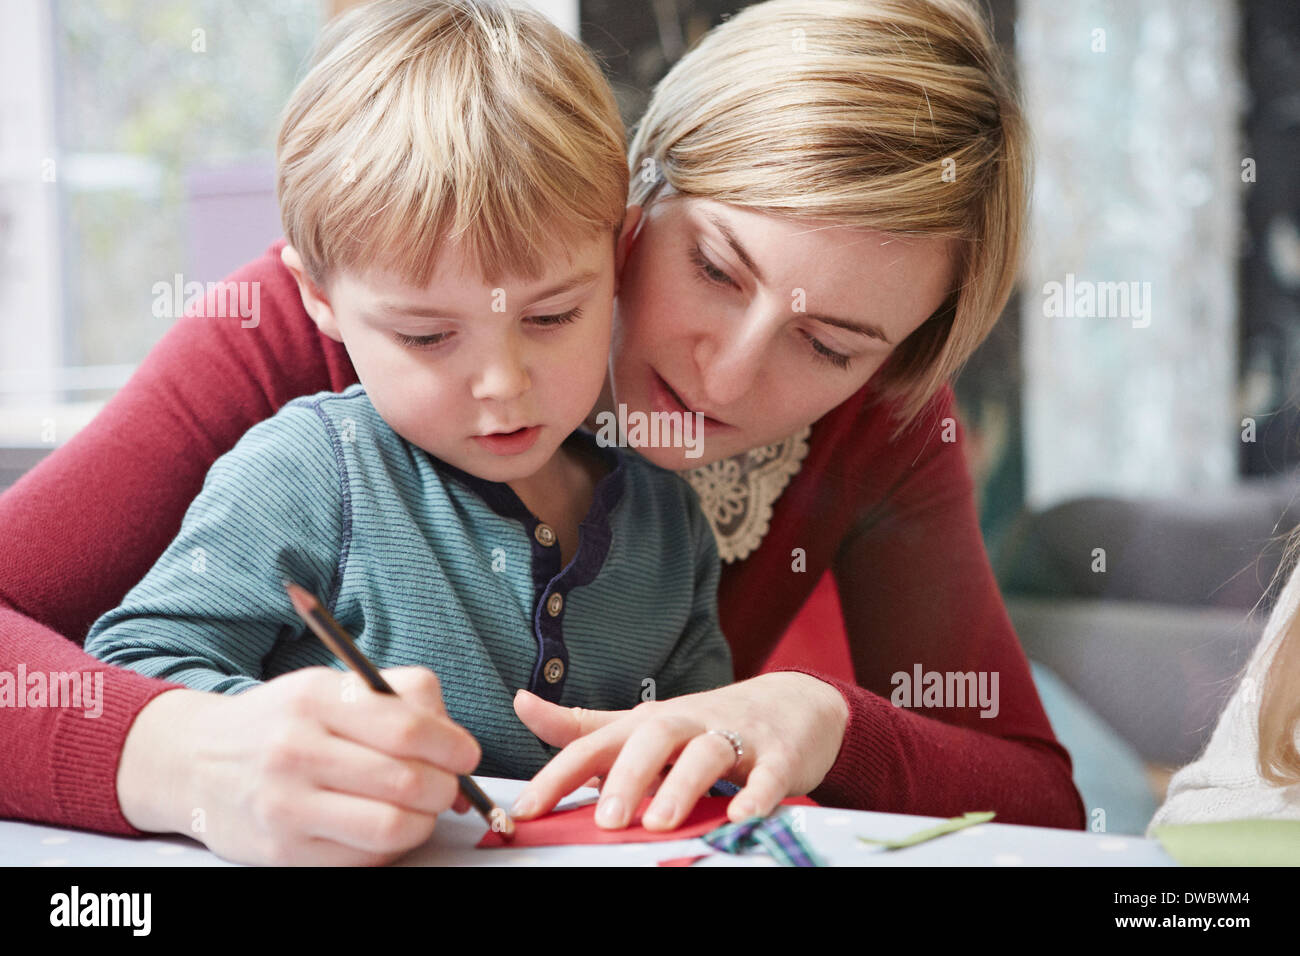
[{"left": 474, "top": 425, "right": 542, "bottom": 456}]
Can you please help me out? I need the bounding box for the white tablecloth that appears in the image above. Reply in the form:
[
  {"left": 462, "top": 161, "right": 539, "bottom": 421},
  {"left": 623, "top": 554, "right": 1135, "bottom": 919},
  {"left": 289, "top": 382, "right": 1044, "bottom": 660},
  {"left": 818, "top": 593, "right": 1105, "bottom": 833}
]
[{"left": 0, "top": 776, "right": 1176, "bottom": 867}]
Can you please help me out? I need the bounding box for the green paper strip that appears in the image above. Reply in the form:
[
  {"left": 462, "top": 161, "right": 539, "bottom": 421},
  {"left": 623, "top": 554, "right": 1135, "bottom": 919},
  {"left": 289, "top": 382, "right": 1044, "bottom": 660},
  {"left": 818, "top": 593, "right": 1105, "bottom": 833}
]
[
  {"left": 1151, "top": 819, "right": 1300, "bottom": 867},
  {"left": 858, "top": 811, "right": 996, "bottom": 850}
]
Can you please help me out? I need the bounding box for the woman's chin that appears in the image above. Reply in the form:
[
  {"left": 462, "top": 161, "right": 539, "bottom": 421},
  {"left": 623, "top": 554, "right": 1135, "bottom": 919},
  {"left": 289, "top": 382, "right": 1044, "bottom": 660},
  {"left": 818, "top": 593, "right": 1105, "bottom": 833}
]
[{"left": 626, "top": 439, "right": 729, "bottom": 472}]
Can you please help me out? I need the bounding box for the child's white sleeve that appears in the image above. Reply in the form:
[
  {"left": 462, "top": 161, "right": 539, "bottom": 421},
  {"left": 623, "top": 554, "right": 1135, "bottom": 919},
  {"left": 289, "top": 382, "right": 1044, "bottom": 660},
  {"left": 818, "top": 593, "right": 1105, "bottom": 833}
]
[
  {"left": 83, "top": 402, "right": 344, "bottom": 695},
  {"left": 1147, "top": 561, "right": 1300, "bottom": 830}
]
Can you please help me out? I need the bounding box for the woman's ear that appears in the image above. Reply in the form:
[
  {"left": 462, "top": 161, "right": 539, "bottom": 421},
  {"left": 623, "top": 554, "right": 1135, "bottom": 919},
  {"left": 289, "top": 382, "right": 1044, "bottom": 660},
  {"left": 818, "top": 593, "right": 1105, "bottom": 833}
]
[
  {"left": 280, "top": 244, "right": 343, "bottom": 342},
  {"left": 613, "top": 204, "right": 645, "bottom": 294}
]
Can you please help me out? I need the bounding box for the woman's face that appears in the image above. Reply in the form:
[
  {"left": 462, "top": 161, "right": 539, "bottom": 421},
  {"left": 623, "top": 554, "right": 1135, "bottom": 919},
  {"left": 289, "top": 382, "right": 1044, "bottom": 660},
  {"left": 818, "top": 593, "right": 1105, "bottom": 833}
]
[{"left": 610, "top": 194, "right": 960, "bottom": 469}]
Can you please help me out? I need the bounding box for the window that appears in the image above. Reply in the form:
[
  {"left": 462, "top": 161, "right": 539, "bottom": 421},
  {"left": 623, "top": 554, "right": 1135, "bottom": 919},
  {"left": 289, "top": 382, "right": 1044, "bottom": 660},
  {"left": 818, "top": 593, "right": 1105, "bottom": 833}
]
[{"left": 0, "top": 0, "right": 324, "bottom": 447}]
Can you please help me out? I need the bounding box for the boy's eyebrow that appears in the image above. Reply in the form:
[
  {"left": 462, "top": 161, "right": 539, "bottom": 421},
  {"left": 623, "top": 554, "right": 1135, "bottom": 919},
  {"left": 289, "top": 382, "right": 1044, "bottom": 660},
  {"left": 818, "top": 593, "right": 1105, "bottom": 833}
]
[
  {"left": 703, "top": 213, "right": 893, "bottom": 345},
  {"left": 375, "top": 270, "right": 601, "bottom": 319}
]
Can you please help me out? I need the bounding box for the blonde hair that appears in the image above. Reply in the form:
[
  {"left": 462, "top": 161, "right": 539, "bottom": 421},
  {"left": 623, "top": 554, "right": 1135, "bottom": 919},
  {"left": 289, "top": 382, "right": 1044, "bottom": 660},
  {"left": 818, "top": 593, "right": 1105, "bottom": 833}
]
[
  {"left": 627, "top": 0, "right": 1028, "bottom": 432},
  {"left": 1256, "top": 531, "right": 1300, "bottom": 785},
  {"left": 277, "top": 0, "right": 628, "bottom": 289}
]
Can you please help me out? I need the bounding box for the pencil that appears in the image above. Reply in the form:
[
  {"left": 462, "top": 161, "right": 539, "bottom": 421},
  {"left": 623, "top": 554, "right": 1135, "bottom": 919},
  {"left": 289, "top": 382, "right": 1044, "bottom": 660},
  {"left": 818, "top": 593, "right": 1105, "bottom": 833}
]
[{"left": 281, "top": 578, "right": 515, "bottom": 841}]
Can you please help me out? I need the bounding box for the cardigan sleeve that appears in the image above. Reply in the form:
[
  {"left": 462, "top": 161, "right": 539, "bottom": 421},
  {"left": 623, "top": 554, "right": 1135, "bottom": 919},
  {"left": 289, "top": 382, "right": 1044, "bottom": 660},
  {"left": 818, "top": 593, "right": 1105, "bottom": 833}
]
[
  {"left": 0, "top": 240, "right": 353, "bottom": 834},
  {"left": 84, "top": 401, "right": 344, "bottom": 695},
  {"left": 787, "top": 391, "right": 1085, "bottom": 829}
]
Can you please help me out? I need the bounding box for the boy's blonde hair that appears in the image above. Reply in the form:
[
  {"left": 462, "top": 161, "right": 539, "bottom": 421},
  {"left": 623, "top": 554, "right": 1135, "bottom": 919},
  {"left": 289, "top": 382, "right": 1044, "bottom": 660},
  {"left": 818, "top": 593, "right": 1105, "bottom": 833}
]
[
  {"left": 277, "top": 0, "right": 628, "bottom": 289},
  {"left": 628, "top": 0, "right": 1028, "bottom": 433}
]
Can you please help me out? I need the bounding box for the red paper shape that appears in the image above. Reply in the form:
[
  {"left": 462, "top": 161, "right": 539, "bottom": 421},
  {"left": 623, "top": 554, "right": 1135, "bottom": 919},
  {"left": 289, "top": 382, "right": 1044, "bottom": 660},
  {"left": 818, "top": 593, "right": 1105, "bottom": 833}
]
[
  {"left": 477, "top": 794, "right": 816, "bottom": 848},
  {"left": 657, "top": 854, "right": 713, "bottom": 867}
]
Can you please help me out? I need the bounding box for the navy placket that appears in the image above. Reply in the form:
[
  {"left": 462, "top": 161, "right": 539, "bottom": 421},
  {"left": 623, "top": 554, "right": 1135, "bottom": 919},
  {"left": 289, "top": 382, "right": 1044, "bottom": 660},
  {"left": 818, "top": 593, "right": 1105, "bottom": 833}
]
[
  {"left": 424, "top": 431, "right": 625, "bottom": 704},
  {"left": 526, "top": 513, "right": 570, "bottom": 702}
]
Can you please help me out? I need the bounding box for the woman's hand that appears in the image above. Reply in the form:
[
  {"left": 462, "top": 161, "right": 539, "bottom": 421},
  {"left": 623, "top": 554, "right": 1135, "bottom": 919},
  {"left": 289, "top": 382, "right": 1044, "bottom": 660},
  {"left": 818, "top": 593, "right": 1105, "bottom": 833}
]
[
  {"left": 509, "top": 672, "right": 850, "bottom": 830},
  {"left": 116, "top": 666, "right": 481, "bottom": 866}
]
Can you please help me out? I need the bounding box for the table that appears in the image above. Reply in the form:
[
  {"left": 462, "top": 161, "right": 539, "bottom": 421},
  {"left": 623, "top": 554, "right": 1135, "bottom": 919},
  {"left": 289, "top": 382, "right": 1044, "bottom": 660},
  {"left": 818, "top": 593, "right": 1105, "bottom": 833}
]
[{"left": 0, "top": 777, "right": 1177, "bottom": 866}]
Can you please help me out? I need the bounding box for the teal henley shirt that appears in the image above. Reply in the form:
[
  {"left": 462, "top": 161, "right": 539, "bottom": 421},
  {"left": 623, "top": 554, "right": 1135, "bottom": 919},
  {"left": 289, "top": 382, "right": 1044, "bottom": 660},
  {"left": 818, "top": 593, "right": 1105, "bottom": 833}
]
[{"left": 84, "top": 384, "right": 734, "bottom": 778}]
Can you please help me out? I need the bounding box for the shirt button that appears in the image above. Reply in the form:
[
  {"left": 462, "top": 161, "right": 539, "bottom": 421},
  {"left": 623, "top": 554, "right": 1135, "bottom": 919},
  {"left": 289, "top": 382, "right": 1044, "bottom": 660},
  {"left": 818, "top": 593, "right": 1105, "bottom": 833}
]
[
  {"left": 534, "top": 523, "right": 556, "bottom": 547},
  {"left": 543, "top": 657, "right": 565, "bottom": 683},
  {"left": 546, "top": 592, "right": 564, "bottom": 617}
]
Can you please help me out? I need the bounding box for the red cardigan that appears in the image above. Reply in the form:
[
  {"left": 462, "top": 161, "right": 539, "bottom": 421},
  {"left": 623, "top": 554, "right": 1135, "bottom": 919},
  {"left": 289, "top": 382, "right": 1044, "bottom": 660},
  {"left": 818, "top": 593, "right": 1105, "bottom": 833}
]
[{"left": 0, "top": 241, "right": 1085, "bottom": 833}]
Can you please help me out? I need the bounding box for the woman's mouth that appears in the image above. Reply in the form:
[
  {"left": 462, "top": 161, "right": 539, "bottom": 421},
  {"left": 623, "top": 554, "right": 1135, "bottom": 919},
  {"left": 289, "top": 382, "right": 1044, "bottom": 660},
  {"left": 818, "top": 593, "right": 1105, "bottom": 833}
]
[
  {"left": 649, "top": 370, "right": 732, "bottom": 429},
  {"left": 473, "top": 425, "right": 542, "bottom": 456}
]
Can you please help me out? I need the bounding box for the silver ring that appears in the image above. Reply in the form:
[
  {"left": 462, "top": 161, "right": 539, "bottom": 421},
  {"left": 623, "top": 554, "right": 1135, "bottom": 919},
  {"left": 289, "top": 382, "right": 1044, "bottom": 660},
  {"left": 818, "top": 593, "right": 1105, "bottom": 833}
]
[{"left": 706, "top": 729, "right": 744, "bottom": 769}]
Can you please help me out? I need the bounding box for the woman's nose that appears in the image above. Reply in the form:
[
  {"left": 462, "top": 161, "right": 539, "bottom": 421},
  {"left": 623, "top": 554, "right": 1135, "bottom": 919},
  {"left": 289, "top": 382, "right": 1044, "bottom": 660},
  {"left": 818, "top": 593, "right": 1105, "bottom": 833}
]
[{"left": 693, "top": 308, "right": 772, "bottom": 408}]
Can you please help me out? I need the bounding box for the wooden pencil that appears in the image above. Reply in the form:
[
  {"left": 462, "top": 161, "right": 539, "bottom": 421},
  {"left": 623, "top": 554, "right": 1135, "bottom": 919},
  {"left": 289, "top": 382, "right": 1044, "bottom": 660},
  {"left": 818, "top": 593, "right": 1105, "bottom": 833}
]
[{"left": 281, "top": 578, "right": 515, "bottom": 841}]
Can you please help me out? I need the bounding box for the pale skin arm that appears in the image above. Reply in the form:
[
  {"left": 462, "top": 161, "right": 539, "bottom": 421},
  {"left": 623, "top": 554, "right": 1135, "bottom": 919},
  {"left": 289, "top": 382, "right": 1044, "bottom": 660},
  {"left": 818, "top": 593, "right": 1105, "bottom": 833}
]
[
  {"left": 508, "top": 672, "right": 849, "bottom": 829},
  {"left": 116, "top": 666, "right": 481, "bottom": 866}
]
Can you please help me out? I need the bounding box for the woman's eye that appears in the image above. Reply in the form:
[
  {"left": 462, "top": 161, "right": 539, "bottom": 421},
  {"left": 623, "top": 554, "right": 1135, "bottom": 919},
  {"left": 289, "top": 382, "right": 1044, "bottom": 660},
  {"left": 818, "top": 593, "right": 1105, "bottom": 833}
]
[
  {"left": 395, "top": 331, "right": 451, "bottom": 349},
  {"left": 690, "top": 245, "right": 735, "bottom": 287},
  {"left": 527, "top": 306, "right": 582, "bottom": 327},
  {"left": 799, "top": 329, "right": 852, "bottom": 370}
]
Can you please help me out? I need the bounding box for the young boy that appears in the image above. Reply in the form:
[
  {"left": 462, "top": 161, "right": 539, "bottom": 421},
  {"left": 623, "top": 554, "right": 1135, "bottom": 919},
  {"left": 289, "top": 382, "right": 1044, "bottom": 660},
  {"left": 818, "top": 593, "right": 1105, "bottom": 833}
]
[{"left": 84, "top": 0, "right": 732, "bottom": 779}]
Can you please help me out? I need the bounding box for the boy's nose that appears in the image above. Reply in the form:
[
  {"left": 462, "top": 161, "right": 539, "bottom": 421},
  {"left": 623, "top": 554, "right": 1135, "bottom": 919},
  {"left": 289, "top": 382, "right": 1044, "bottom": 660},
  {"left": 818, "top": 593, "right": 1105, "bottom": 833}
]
[{"left": 470, "top": 347, "right": 531, "bottom": 403}]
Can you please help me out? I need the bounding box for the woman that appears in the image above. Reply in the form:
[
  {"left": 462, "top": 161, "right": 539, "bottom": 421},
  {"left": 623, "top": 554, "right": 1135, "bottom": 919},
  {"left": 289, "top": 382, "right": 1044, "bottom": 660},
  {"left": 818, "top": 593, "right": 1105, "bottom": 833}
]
[{"left": 0, "top": 0, "right": 1083, "bottom": 865}]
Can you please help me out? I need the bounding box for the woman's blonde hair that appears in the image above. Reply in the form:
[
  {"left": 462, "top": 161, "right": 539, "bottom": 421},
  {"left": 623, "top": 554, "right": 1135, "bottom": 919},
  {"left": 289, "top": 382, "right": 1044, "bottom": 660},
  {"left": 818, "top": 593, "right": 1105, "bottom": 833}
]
[
  {"left": 277, "top": 0, "right": 628, "bottom": 289},
  {"left": 627, "top": 0, "right": 1028, "bottom": 432}
]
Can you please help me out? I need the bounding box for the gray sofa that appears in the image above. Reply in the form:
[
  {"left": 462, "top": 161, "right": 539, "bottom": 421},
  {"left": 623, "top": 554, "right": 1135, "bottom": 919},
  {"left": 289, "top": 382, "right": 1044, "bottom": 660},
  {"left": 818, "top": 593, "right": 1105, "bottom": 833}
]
[{"left": 994, "top": 478, "right": 1299, "bottom": 831}]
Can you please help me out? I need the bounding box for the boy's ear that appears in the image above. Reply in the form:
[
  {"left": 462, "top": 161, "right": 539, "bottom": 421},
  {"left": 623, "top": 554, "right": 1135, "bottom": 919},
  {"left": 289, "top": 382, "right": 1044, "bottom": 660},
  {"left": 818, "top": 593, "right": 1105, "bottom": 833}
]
[
  {"left": 613, "top": 204, "right": 644, "bottom": 294},
  {"left": 280, "top": 244, "right": 343, "bottom": 342}
]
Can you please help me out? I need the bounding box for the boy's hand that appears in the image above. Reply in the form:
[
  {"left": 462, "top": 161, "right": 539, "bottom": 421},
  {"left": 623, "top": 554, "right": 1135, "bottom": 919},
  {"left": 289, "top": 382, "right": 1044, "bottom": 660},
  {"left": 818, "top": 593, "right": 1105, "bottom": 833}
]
[
  {"left": 509, "top": 673, "right": 848, "bottom": 831},
  {"left": 118, "top": 666, "right": 481, "bottom": 865}
]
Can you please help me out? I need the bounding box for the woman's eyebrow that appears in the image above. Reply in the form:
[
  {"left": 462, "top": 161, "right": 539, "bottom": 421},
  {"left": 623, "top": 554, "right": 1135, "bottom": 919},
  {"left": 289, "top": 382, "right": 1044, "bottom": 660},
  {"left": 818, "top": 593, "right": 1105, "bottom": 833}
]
[
  {"left": 705, "top": 213, "right": 766, "bottom": 283},
  {"left": 704, "top": 213, "right": 891, "bottom": 345},
  {"left": 804, "top": 311, "right": 892, "bottom": 345}
]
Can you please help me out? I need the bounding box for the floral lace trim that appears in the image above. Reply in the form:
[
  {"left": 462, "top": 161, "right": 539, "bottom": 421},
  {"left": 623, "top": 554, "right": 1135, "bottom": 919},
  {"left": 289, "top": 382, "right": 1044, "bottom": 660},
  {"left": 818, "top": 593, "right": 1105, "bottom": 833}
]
[{"left": 683, "top": 425, "right": 812, "bottom": 563}]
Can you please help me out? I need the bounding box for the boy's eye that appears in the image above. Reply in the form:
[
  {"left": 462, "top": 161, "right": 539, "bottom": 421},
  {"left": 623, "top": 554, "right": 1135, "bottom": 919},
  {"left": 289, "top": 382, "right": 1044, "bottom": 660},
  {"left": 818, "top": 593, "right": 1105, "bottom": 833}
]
[
  {"left": 393, "top": 307, "right": 581, "bottom": 348},
  {"left": 798, "top": 329, "right": 852, "bottom": 370},
  {"left": 394, "top": 331, "right": 451, "bottom": 349},
  {"left": 690, "top": 244, "right": 736, "bottom": 287},
  {"left": 527, "top": 306, "right": 582, "bottom": 327}
]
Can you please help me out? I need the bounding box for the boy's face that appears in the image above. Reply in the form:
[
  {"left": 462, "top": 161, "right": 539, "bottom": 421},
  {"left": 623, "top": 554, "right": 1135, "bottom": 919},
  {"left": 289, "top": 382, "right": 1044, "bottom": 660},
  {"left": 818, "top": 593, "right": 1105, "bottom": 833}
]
[{"left": 284, "top": 227, "right": 620, "bottom": 484}]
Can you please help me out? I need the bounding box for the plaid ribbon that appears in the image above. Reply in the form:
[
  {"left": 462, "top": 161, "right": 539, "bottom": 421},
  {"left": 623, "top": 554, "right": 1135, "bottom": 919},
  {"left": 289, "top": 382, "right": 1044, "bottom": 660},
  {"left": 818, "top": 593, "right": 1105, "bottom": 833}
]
[{"left": 701, "top": 808, "right": 826, "bottom": 867}]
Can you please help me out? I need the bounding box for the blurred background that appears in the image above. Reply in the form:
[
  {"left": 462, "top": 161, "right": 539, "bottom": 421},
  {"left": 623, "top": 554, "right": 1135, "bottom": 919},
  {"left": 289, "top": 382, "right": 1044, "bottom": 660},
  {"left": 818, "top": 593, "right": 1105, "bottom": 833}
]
[{"left": 1, "top": 0, "right": 1298, "bottom": 834}]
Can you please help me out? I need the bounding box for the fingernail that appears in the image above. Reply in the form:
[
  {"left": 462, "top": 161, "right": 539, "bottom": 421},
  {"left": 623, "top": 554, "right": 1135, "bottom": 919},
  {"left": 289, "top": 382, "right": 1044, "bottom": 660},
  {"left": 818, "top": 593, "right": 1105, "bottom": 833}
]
[
  {"left": 511, "top": 793, "right": 536, "bottom": 817},
  {"left": 596, "top": 796, "right": 625, "bottom": 827},
  {"left": 732, "top": 801, "right": 755, "bottom": 819},
  {"left": 644, "top": 798, "right": 676, "bottom": 828}
]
